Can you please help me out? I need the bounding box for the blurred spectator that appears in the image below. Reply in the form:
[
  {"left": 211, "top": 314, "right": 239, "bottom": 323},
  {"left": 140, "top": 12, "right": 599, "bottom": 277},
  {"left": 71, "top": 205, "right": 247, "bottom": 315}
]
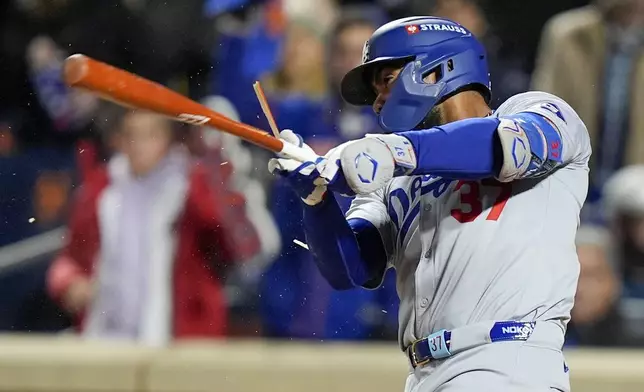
[
  {"left": 307, "top": 7, "right": 387, "bottom": 153},
  {"left": 260, "top": 11, "right": 399, "bottom": 342},
  {"left": 207, "top": 0, "right": 286, "bottom": 124},
  {"left": 255, "top": 15, "right": 332, "bottom": 186},
  {"left": 191, "top": 96, "right": 282, "bottom": 336},
  {"left": 1, "top": 0, "right": 212, "bottom": 148},
  {"left": 25, "top": 36, "right": 98, "bottom": 135},
  {"left": 207, "top": 0, "right": 289, "bottom": 193},
  {"left": 0, "top": 0, "right": 214, "bottom": 246},
  {"left": 46, "top": 108, "right": 261, "bottom": 345},
  {"left": 479, "top": 0, "right": 590, "bottom": 71},
  {"left": 603, "top": 165, "right": 644, "bottom": 298},
  {"left": 601, "top": 165, "right": 644, "bottom": 345},
  {"left": 207, "top": 0, "right": 336, "bottom": 102},
  {"left": 566, "top": 225, "right": 622, "bottom": 346},
  {"left": 260, "top": 17, "right": 328, "bottom": 100},
  {"left": 193, "top": 96, "right": 281, "bottom": 269},
  {"left": 418, "top": 0, "right": 530, "bottom": 108},
  {"left": 532, "top": 0, "right": 644, "bottom": 220},
  {"left": 1, "top": 0, "right": 142, "bottom": 146}
]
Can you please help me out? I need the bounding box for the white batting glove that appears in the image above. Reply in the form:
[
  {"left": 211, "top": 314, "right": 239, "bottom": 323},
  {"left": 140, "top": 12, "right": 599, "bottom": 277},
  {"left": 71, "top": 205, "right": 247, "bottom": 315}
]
[
  {"left": 268, "top": 130, "right": 328, "bottom": 206},
  {"left": 319, "top": 134, "right": 417, "bottom": 195}
]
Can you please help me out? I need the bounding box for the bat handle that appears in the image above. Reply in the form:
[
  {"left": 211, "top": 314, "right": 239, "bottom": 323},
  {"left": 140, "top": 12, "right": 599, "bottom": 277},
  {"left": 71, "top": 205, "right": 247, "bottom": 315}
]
[{"left": 279, "top": 141, "right": 321, "bottom": 163}]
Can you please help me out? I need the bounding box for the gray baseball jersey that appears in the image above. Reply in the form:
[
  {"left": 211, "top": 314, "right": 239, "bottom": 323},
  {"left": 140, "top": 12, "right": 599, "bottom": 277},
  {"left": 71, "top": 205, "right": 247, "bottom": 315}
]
[{"left": 346, "top": 91, "right": 591, "bottom": 350}]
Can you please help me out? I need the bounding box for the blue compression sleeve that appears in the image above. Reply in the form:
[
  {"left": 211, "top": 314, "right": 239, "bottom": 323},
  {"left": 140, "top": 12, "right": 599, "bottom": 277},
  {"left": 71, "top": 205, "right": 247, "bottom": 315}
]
[
  {"left": 399, "top": 117, "right": 502, "bottom": 179},
  {"left": 302, "top": 193, "right": 387, "bottom": 290}
]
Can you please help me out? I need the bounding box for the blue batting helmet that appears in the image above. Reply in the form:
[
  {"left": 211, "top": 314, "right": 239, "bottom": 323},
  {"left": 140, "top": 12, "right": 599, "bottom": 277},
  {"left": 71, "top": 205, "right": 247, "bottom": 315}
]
[{"left": 340, "top": 16, "right": 491, "bottom": 132}]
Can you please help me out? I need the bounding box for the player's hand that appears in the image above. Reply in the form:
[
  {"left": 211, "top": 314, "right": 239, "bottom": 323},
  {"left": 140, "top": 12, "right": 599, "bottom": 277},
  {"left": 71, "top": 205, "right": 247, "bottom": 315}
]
[
  {"left": 319, "top": 134, "right": 417, "bottom": 195},
  {"left": 268, "top": 130, "right": 328, "bottom": 206}
]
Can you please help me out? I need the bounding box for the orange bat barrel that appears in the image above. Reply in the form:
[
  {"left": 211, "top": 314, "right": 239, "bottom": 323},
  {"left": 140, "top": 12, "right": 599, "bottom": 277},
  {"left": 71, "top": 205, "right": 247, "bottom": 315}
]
[{"left": 63, "top": 54, "right": 286, "bottom": 154}]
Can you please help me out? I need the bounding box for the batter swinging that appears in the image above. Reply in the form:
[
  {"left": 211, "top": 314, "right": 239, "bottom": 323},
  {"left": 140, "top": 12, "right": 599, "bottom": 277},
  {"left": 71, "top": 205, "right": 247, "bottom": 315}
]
[{"left": 269, "top": 16, "right": 590, "bottom": 391}]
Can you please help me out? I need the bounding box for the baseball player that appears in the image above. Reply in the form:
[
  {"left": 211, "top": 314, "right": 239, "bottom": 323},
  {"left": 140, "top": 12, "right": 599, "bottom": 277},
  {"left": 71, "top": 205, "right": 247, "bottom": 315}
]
[{"left": 269, "top": 16, "right": 590, "bottom": 391}]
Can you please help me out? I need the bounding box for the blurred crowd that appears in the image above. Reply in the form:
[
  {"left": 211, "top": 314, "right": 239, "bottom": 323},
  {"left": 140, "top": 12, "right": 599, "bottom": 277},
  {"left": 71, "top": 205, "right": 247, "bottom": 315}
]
[{"left": 0, "top": 0, "right": 643, "bottom": 347}]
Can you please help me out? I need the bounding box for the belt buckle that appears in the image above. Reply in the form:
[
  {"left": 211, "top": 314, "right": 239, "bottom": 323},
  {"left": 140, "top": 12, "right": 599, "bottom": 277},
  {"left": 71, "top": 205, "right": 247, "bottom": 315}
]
[{"left": 409, "top": 339, "right": 431, "bottom": 368}]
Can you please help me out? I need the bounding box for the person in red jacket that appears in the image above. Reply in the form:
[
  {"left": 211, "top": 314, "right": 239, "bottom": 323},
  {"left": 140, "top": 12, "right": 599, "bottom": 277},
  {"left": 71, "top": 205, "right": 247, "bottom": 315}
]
[{"left": 47, "top": 107, "right": 260, "bottom": 345}]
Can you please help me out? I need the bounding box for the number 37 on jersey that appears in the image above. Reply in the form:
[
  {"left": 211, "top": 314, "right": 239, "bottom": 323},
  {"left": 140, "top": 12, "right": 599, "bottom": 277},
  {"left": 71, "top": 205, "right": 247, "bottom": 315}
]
[{"left": 450, "top": 180, "right": 511, "bottom": 223}]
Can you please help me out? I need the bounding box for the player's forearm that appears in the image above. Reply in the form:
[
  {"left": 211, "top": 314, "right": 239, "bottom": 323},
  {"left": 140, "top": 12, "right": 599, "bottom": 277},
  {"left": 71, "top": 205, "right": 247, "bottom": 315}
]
[
  {"left": 302, "top": 193, "right": 386, "bottom": 290},
  {"left": 399, "top": 117, "right": 502, "bottom": 179}
]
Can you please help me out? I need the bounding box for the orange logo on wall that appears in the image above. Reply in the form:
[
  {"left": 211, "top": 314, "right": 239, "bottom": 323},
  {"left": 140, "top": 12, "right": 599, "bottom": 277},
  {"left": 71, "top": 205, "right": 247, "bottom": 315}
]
[{"left": 33, "top": 171, "right": 71, "bottom": 225}]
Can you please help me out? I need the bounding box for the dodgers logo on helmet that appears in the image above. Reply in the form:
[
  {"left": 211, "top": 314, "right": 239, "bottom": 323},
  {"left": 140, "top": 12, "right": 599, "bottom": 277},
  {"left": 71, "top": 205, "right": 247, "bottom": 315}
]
[{"left": 361, "top": 41, "right": 370, "bottom": 65}]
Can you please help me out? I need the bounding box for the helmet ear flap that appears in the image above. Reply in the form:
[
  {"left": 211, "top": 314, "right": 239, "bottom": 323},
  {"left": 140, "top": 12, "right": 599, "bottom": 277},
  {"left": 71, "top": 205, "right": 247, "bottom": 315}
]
[{"left": 379, "top": 59, "right": 447, "bottom": 133}]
